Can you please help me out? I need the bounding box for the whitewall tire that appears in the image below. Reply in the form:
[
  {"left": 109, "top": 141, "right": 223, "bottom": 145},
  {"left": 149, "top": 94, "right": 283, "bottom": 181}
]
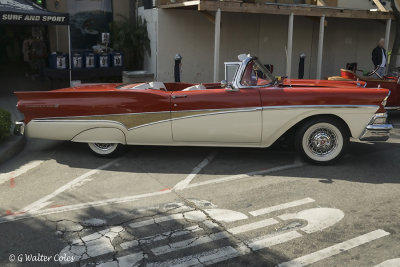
[
  {"left": 296, "top": 118, "right": 348, "bottom": 165},
  {"left": 88, "top": 143, "right": 124, "bottom": 157}
]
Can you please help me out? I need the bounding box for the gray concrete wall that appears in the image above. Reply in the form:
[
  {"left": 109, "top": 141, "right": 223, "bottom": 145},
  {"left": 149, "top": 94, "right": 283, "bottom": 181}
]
[{"left": 139, "top": 9, "right": 395, "bottom": 83}]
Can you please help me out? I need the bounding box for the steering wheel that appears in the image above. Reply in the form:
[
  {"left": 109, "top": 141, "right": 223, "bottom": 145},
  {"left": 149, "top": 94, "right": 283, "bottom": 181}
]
[{"left": 368, "top": 66, "right": 384, "bottom": 80}]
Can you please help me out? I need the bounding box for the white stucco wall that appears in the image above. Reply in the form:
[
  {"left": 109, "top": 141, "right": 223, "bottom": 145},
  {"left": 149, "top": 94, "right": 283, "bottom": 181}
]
[
  {"left": 139, "top": 9, "right": 395, "bottom": 83},
  {"left": 138, "top": 7, "right": 158, "bottom": 77}
]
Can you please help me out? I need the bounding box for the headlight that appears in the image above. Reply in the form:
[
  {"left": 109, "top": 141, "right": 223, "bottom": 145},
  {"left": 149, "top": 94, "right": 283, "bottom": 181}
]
[{"left": 382, "top": 91, "right": 391, "bottom": 107}]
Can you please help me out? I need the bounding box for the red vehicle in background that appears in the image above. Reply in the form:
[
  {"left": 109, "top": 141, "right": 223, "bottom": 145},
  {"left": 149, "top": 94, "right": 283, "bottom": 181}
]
[{"left": 329, "top": 66, "right": 400, "bottom": 110}]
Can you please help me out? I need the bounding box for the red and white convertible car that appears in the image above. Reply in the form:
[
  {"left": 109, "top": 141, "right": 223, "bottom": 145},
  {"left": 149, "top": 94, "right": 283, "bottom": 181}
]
[{"left": 15, "top": 54, "right": 392, "bottom": 164}]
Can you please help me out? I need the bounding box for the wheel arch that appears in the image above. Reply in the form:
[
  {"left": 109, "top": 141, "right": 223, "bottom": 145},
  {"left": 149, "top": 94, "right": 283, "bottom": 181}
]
[{"left": 276, "top": 114, "right": 352, "bottom": 146}]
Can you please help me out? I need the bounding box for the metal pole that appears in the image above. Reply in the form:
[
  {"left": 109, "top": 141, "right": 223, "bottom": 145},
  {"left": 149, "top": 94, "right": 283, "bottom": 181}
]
[
  {"left": 68, "top": 24, "right": 72, "bottom": 87},
  {"left": 213, "top": 8, "right": 221, "bottom": 83},
  {"left": 385, "top": 19, "right": 391, "bottom": 52},
  {"left": 286, "top": 13, "right": 294, "bottom": 78},
  {"left": 316, "top": 15, "right": 325, "bottom": 80}
]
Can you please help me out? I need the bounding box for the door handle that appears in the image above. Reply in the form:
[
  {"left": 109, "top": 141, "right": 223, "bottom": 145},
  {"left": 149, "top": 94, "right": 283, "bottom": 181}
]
[{"left": 172, "top": 95, "right": 187, "bottom": 99}]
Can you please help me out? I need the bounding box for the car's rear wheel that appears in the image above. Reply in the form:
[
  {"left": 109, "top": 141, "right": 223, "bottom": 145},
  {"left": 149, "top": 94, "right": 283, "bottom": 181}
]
[
  {"left": 295, "top": 118, "right": 348, "bottom": 165},
  {"left": 88, "top": 143, "right": 125, "bottom": 157}
]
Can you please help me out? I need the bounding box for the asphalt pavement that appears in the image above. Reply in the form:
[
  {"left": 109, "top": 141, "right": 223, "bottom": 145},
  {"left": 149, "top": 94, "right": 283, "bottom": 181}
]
[{"left": 0, "top": 115, "right": 399, "bottom": 267}]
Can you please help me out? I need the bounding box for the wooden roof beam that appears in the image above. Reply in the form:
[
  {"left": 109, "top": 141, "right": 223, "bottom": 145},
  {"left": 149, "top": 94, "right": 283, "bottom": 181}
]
[{"left": 197, "top": 1, "right": 395, "bottom": 20}]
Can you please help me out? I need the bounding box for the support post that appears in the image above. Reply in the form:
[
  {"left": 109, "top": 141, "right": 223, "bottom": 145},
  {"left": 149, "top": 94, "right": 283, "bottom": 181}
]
[
  {"left": 286, "top": 13, "right": 294, "bottom": 78},
  {"left": 213, "top": 8, "right": 221, "bottom": 83},
  {"left": 68, "top": 25, "right": 72, "bottom": 87},
  {"left": 316, "top": 15, "right": 325, "bottom": 80},
  {"left": 385, "top": 19, "right": 391, "bottom": 52}
]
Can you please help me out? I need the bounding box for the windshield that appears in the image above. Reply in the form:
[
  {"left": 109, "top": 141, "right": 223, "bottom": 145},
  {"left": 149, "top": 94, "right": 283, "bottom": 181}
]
[{"left": 240, "top": 59, "right": 275, "bottom": 87}]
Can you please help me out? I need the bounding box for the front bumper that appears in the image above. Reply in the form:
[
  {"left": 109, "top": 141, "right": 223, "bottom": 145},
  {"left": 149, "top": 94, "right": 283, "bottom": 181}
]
[
  {"left": 14, "top": 121, "right": 25, "bottom": 136},
  {"left": 359, "top": 113, "right": 392, "bottom": 142}
]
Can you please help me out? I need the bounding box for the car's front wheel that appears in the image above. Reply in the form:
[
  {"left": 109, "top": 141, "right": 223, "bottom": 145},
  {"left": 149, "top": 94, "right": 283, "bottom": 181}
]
[
  {"left": 295, "top": 118, "right": 349, "bottom": 165},
  {"left": 88, "top": 143, "right": 125, "bottom": 157}
]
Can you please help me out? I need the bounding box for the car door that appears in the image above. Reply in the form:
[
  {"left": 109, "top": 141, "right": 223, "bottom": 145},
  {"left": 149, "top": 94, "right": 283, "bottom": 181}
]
[{"left": 171, "top": 87, "right": 262, "bottom": 143}]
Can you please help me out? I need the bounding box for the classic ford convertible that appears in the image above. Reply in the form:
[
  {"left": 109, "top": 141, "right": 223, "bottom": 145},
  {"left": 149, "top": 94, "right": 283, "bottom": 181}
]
[{"left": 15, "top": 54, "right": 392, "bottom": 164}]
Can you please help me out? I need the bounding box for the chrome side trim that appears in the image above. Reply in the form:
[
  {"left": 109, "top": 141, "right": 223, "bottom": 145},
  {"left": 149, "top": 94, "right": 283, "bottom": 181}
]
[
  {"left": 262, "top": 105, "right": 379, "bottom": 110},
  {"left": 385, "top": 106, "right": 400, "bottom": 110},
  {"left": 359, "top": 112, "right": 392, "bottom": 142}
]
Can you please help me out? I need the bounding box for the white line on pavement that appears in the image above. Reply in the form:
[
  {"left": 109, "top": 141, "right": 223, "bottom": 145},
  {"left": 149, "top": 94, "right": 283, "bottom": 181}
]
[
  {"left": 0, "top": 161, "right": 303, "bottom": 223},
  {"left": 185, "top": 161, "right": 304, "bottom": 189},
  {"left": 19, "top": 158, "right": 121, "bottom": 213},
  {"left": 173, "top": 151, "right": 217, "bottom": 190},
  {"left": 151, "top": 218, "right": 279, "bottom": 256},
  {"left": 227, "top": 218, "right": 279, "bottom": 235},
  {"left": 374, "top": 259, "right": 400, "bottom": 267},
  {"left": 277, "top": 229, "right": 390, "bottom": 267},
  {"left": 249, "top": 198, "right": 315, "bottom": 217},
  {"left": 0, "top": 160, "right": 44, "bottom": 185}
]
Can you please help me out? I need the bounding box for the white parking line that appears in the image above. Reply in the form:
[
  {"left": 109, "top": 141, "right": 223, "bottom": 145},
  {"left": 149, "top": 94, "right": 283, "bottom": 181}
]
[
  {"left": 374, "top": 259, "right": 400, "bottom": 267},
  {"left": 0, "top": 160, "right": 44, "bottom": 185},
  {"left": 185, "top": 161, "right": 304, "bottom": 189},
  {"left": 151, "top": 218, "right": 279, "bottom": 256},
  {"left": 174, "top": 151, "right": 217, "bottom": 190},
  {"left": 19, "top": 158, "right": 121, "bottom": 213},
  {"left": 0, "top": 161, "right": 304, "bottom": 223},
  {"left": 249, "top": 198, "right": 315, "bottom": 217},
  {"left": 277, "top": 229, "right": 390, "bottom": 267}
]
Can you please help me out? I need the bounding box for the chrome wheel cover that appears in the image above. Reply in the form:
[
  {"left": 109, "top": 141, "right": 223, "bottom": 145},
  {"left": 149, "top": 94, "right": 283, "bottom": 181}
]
[
  {"left": 307, "top": 128, "right": 338, "bottom": 156},
  {"left": 302, "top": 123, "right": 344, "bottom": 162},
  {"left": 88, "top": 143, "right": 118, "bottom": 155}
]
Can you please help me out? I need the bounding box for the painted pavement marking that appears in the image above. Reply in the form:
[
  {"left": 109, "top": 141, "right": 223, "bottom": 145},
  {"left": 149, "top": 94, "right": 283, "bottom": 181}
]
[
  {"left": 374, "top": 258, "right": 400, "bottom": 267},
  {"left": 249, "top": 198, "right": 315, "bottom": 217},
  {"left": 0, "top": 161, "right": 303, "bottom": 223},
  {"left": 277, "top": 229, "right": 390, "bottom": 267},
  {"left": 0, "top": 160, "right": 44, "bottom": 185},
  {"left": 173, "top": 151, "right": 217, "bottom": 190},
  {"left": 18, "top": 158, "right": 121, "bottom": 213}
]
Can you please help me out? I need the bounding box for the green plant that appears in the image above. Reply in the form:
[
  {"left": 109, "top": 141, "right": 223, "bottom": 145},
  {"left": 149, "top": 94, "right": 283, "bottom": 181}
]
[
  {"left": 112, "top": 15, "right": 151, "bottom": 70},
  {"left": 0, "top": 108, "right": 11, "bottom": 141}
]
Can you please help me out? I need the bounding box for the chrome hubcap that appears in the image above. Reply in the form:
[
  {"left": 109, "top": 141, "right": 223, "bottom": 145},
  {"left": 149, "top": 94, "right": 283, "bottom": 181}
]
[
  {"left": 93, "top": 143, "right": 116, "bottom": 151},
  {"left": 307, "top": 128, "right": 338, "bottom": 156}
]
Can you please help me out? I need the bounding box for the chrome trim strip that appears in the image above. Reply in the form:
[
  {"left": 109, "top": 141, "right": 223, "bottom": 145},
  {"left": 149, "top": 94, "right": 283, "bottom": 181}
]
[{"left": 262, "top": 105, "right": 379, "bottom": 110}]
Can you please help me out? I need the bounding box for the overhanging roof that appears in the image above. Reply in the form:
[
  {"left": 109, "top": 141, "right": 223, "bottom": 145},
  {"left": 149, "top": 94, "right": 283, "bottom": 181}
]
[
  {"left": 0, "top": 0, "right": 69, "bottom": 25},
  {"left": 159, "top": 1, "right": 395, "bottom": 20}
]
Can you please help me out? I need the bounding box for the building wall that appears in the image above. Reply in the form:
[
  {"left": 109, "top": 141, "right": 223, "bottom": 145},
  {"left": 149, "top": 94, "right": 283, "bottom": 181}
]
[
  {"left": 337, "top": 0, "right": 390, "bottom": 10},
  {"left": 139, "top": 9, "right": 395, "bottom": 83},
  {"left": 138, "top": 7, "right": 158, "bottom": 77}
]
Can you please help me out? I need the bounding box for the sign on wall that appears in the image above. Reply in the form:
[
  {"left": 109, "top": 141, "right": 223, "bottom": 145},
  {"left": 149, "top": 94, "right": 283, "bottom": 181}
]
[{"left": 68, "top": 0, "right": 112, "bottom": 50}]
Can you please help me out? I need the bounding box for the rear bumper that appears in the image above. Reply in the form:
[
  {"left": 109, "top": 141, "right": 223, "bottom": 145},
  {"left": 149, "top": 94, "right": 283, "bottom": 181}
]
[
  {"left": 14, "top": 121, "right": 25, "bottom": 136},
  {"left": 359, "top": 113, "right": 392, "bottom": 142}
]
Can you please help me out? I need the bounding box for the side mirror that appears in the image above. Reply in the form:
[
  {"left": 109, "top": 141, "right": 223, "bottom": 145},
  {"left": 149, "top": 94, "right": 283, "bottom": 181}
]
[{"left": 220, "top": 80, "right": 228, "bottom": 88}]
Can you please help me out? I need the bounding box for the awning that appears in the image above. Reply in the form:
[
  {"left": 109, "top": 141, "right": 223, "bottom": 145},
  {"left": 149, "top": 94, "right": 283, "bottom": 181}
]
[{"left": 0, "top": 0, "right": 69, "bottom": 25}]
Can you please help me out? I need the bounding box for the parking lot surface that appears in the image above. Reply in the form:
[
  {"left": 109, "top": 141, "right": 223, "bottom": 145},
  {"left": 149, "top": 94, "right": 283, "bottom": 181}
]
[{"left": 0, "top": 116, "right": 399, "bottom": 267}]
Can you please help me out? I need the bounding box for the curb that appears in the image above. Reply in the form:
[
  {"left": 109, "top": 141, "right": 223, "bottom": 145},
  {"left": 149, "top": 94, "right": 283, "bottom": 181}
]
[{"left": 0, "top": 135, "right": 26, "bottom": 165}]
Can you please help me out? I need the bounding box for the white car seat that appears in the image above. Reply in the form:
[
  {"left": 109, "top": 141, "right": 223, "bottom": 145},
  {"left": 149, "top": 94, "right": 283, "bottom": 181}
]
[
  {"left": 129, "top": 82, "right": 166, "bottom": 90},
  {"left": 182, "top": 84, "right": 206, "bottom": 91}
]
